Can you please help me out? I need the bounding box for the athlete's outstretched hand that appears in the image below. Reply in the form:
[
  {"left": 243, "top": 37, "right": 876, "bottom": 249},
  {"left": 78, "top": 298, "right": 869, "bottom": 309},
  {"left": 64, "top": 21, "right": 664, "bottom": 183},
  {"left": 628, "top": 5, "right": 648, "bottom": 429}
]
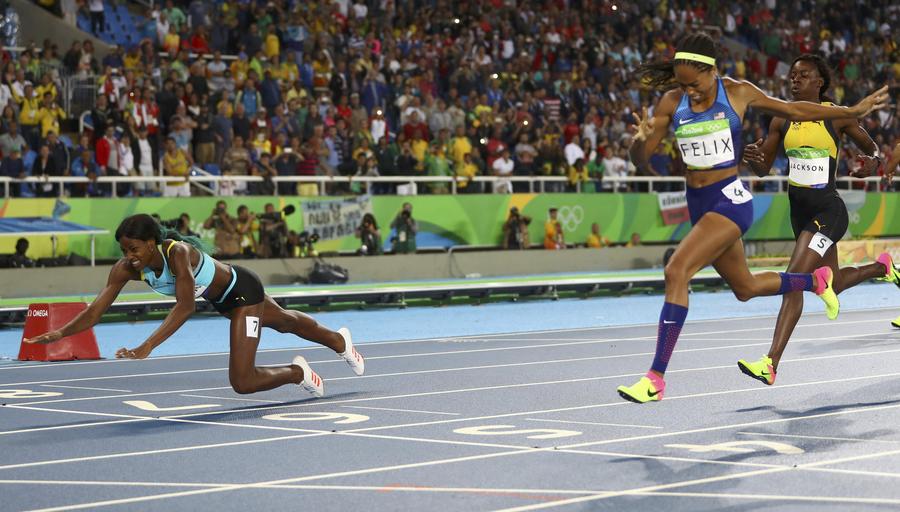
[
  {"left": 850, "top": 152, "right": 878, "bottom": 178},
  {"left": 851, "top": 86, "right": 889, "bottom": 118},
  {"left": 630, "top": 107, "right": 655, "bottom": 142},
  {"left": 22, "top": 330, "right": 63, "bottom": 344},
  {"left": 742, "top": 138, "right": 765, "bottom": 166},
  {"left": 116, "top": 344, "right": 152, "bottom": 359}
]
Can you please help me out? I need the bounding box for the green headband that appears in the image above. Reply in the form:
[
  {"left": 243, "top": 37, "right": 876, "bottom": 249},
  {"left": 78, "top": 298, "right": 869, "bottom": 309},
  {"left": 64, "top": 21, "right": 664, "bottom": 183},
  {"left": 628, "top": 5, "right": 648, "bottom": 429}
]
[{"left": 674, "top": 52, "right": 716, "bottom": 66}]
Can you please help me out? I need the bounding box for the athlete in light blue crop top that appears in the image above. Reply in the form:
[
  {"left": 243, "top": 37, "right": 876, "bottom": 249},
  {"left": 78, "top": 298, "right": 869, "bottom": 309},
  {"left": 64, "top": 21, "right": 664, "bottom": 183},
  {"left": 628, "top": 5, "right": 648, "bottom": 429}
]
[
  {"left": 23, "top": 213, "right": 367, "bottom": 399},
  {"left": 617, "top": 32, "right": 889, "bottom": 405},
  {"left": 142, "top": 240, "right": 217, "bottom": 299}
]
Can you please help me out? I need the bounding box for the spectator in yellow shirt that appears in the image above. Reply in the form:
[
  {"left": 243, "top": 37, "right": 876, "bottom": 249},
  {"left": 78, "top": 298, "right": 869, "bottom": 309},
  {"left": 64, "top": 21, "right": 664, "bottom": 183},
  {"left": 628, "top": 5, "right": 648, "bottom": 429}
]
[
  {"left": 35, "top": 74, "right": 57, "bottom": 101},
  {"left": 449, "top": 125, "right": 473, "bottom": 170},
  {"left": 264, "top": 26, "right": 280, "bottom": 59},
  {"left": 410, "top": 129, "right": 429, "bottom": 171},
  {"left": 626, "top": 232, "right": 642, "bottom": 247},
  {"left": 544, "top": 208, "right": 565, "bottom": 250},
  {"left": 37, "top": 92, "right": 66, "bottom": 138},
  {"left": 567, "top": 157, "right": 589, "bottom": 190},
  {"left": 586, "top": 223, "right": 612, "bottom": 248},
  {"left": 456, "top": 152, "right": 480, "bottom": 193},
  {"left": 16, "top": 84, "right": 42, "bottom": 149}
]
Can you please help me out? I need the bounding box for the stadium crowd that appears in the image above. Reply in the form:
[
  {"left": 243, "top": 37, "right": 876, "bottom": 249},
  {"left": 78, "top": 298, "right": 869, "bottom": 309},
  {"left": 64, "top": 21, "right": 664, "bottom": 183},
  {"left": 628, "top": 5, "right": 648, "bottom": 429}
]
[{"left": 1, "top": 0, "right": 897, "bottom": 199}]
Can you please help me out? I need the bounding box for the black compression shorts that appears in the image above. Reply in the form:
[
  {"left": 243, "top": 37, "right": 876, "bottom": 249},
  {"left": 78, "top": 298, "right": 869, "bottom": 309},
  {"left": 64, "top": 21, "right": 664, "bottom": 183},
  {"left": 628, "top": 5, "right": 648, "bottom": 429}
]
[
  {"left": 789, "top": 187, "right": 848, "bottom": 244},
  {"left": 209, "top": 265, "right": 265, "bottom": 314}
]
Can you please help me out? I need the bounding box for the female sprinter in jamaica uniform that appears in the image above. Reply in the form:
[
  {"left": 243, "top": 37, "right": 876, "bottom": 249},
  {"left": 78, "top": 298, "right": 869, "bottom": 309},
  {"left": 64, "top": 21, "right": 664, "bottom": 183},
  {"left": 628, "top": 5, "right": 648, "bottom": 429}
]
[
  {"left": 23, "top": 213, "right": 365, "bottom": 398},
  {"left": 617, "top": 33, "right": 889, "bottom": 404},
  {"left": 884, "top": 142, "right": 900, "bottom": 329},
  {"left": 736, "top": 55, "right": 900, "bottom": 386}
]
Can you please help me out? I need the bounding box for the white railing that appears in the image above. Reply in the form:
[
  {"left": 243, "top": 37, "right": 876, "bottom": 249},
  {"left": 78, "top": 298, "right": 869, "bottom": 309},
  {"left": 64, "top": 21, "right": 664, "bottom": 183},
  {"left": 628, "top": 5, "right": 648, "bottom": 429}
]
[{"left": 0, "top": 175, "right": 897, "bottom": 198}]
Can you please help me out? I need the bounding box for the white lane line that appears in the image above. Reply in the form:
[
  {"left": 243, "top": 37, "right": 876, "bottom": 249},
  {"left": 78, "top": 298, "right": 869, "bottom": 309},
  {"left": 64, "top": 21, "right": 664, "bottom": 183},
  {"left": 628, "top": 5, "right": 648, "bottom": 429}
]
[
  {"left": 12, "top": 331, "right": 894, "bottom": 407},
  {"left": 0, "top": 432, "right": 330, "bottom": 472},
  {"left": 42, "top": 385, "right": 132, "bottom": 393},
  {"left": 272, "top": 483, "right": 595, "bottom": 496},
  {"left": 2, "top": 315, "right": 889, "bottom": 387},
  {"left": 0, "top": 479, "right": 228, "bottom": 488},
  {"left": 524, "top": 418, "right": 662, "bottom": 430},
  {"left": 180, "top": 394, "right": 280, "bottom": 404},
  {"left": 625, "top": 491, "right": 900, "bottom": 506},
  {"left": 341, "top": 405, "right": 461, "bottom": 416},
  {"left": 0, "top": 419, "right": 148, "bottom": 436},
  {"left": 736, "top": 431, "right": 900, "bottom": 445}
]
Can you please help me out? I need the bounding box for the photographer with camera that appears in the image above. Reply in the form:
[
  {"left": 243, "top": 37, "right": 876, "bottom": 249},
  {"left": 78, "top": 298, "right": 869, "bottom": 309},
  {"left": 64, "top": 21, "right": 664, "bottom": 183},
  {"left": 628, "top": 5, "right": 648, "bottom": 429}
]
[
  {"left": 287, "top": 230, "right": 319, "bottom": 258},
  {"left": 161, "top": 213, "right": 199, "bottom": 238},
  {"left": 389, "top": 202, "right": 417, "bottom": 254},
  {"left": 203, "top": 200, "right": 241, "bottom": 258},
  {"left": 502, "top": 206, "right": 531, "bottom": 250},
  {"left": 257, "top": 203, "right": 296, "bottom": 258},
  {"left": 356, "top": 213, "right": 382, "bottom": 256},
  {"left": 235, "top": 205, "right": 259, "bottom": 258}
]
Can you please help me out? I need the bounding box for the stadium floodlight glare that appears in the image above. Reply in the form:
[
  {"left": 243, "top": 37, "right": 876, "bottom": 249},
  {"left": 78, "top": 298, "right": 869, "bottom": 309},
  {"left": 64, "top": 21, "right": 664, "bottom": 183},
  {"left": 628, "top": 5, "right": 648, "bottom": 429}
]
[{"left": 453, "top": 18, "right": 460, "bottom": 24}]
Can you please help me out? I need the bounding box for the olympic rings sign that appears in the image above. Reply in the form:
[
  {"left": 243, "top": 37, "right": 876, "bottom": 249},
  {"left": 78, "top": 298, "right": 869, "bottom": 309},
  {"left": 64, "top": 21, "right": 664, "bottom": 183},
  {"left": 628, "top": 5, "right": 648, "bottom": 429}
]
[{"left": 556, "top": 205, "right": 584, "bottom": 232}]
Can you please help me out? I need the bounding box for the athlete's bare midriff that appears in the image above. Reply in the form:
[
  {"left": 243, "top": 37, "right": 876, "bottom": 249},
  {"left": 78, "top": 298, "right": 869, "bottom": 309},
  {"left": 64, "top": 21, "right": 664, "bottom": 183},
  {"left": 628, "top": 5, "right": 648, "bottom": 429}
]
[{"left": 685, "top": 166, "right": 739, "bottom": 188}]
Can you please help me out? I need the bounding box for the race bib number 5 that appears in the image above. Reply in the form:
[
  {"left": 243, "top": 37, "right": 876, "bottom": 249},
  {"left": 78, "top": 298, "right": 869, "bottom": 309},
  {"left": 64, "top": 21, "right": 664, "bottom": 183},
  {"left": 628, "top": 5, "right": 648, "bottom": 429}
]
[{"left": 721, "top": 180, "right": 753, "bottom": 205}]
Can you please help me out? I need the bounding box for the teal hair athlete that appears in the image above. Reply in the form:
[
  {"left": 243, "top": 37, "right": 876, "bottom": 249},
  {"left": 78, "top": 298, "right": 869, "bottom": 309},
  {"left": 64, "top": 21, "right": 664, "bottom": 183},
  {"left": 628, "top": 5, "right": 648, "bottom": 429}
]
[{"left": 23, "top": 213, "right": 365, "bottom": 398}]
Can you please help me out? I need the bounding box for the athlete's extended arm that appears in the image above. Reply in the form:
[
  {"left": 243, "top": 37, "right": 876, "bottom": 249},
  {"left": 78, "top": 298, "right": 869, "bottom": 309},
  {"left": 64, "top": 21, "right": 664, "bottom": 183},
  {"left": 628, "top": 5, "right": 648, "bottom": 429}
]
[
  {"left": 742, "top": 117, "right": 785, "bottom": 177},
  {"left": 885, "top": 142, "right": 900, "bottom": 184},
  {"left": 628, "top": 90, "right": 678, "bottom": 171},
  {"left": 22, "top": 261, "right": 133, "bottom": 344},
  {"left": 737, "top": 82, "right": 889, "bottom": 122},
  {"left": 836, "top": 117, "right": 880, "bottom": 177},
  {"left": 116, "top": 244, "right": 196, "bottom": 359}
]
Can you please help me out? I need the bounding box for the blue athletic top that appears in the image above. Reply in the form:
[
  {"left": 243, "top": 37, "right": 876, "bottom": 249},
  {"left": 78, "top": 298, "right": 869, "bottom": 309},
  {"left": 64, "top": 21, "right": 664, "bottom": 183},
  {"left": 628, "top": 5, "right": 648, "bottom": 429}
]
[
  {"left": 672, "top": 78, "right": 743, "bottom": 171},
  {"left": 142, "top": 240, "right": 217, "bottom": 298}
]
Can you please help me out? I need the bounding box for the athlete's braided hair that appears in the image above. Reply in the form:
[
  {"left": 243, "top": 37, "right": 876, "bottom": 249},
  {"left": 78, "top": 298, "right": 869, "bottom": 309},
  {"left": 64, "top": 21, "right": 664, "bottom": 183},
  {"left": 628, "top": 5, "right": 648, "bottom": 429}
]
[
  {"left": 791, "top": 54, "right": 833, "bottom": 103},
  {"left": 116, "top": 213, "right": 210, "bottom": 254},
  {"left": 638, "top": 32, "right": 718, "bottom": 90}
]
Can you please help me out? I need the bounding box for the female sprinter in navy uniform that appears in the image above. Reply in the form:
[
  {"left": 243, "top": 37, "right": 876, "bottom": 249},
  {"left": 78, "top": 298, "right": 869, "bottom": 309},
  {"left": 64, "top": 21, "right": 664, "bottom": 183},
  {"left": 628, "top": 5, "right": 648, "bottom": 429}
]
[
  {"left": 617, "top": 33, "right": 889, "bottom": 404},
  {"left": 736, "top": 55, "right": 900, "bottom": 385},
  {"left": 23, "top": 213, "right": 365, "bottom": 397}
]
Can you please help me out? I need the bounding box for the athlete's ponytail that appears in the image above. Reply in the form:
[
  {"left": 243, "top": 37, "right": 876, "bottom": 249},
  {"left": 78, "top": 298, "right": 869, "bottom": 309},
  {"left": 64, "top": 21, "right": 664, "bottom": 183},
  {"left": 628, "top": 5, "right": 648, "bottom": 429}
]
[
  {"left": 638, "top": 32, "right": 719, "bottom": 90},
  {"left": 791, "top": 54, "right": 834, "bottom": 103},
  {"left": 115, "top": 213, "right": 210, "bottom": 254}
]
